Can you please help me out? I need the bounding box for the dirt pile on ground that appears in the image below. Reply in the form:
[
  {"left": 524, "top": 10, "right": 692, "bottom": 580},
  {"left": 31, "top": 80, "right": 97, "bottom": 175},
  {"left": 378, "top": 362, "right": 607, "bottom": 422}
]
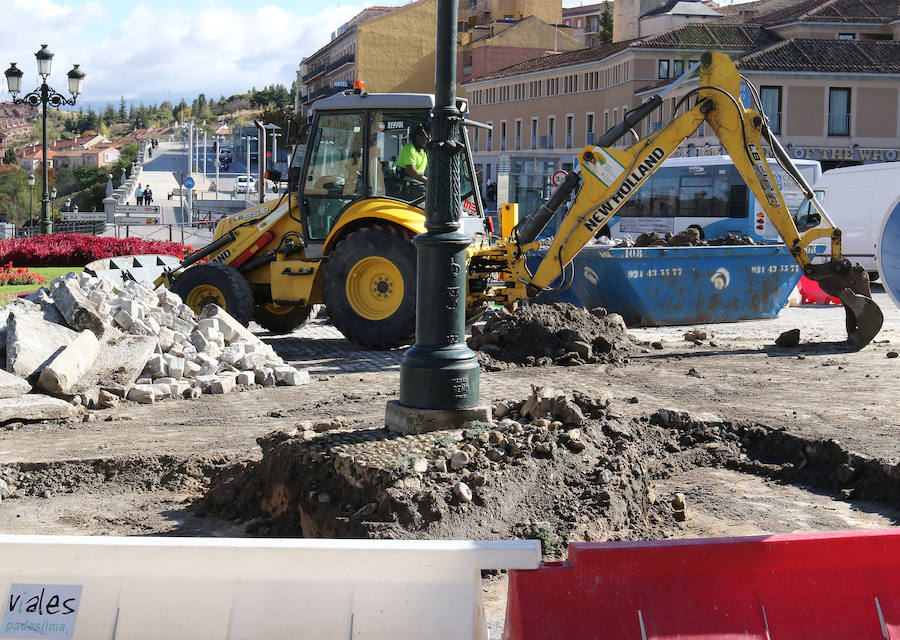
[{"left": 467, "top": 303, "right": 637, "bottom": 371}]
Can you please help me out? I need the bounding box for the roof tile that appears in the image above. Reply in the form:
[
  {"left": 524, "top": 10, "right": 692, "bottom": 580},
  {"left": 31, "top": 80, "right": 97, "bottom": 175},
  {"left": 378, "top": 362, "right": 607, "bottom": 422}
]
[{"left": 738, "top": 38, "right": 900, "bottom": 73}]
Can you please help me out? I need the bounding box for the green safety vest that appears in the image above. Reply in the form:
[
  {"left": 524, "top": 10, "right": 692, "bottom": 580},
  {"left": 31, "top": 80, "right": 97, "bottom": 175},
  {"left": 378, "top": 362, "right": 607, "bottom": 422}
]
[{"left": 398, "top": 143, "right": 427, "bottom": 175}]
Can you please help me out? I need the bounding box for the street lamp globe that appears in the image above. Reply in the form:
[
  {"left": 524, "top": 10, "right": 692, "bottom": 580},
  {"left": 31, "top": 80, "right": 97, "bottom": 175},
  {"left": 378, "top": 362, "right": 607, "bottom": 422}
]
[
  {"left": 35, "top": 44, "right": 53, "bottom": 78},
  {"left": 27, "top": 173, "right": 35, "bottom": 187},
  {"left": 50, "top": 187, "right": 57, "bottom": 199},
  {"left": 65, "top": 198, "right": 71, "bottom": 210},
  {"left": 4, "top": 63, "right": 22, "bottom": 94},
  {"left": 67, "top": 64, "right": 85, "bottom": 96}
]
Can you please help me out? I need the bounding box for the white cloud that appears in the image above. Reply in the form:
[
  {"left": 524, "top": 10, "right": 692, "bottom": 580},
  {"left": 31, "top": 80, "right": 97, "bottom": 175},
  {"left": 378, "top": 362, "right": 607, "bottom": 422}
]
[{"left": 0, "top": 1, "right": 365, "bottom": 106}]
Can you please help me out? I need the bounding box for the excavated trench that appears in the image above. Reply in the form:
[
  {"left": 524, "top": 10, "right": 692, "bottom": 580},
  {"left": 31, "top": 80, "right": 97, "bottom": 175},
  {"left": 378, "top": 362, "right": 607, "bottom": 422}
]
[{"left": 188, "top": 390, "right": 900, "bottom": 554}]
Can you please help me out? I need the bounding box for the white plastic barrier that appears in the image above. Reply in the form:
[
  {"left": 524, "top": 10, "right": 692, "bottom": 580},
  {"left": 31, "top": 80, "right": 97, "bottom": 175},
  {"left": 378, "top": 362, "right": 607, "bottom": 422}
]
[{"left": 0, "top": 535, "right": 540, "bottom": 640}]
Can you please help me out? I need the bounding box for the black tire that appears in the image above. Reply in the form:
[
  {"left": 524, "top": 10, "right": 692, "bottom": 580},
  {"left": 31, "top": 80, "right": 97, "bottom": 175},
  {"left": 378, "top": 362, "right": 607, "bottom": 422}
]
[
  {"left": 254, "top": 302, "right": 320, "bottom": 334},
  {"left": 323, "top": 224, "right": 416, "bottom": 348},
  {"left": 171, "top": 262, "right": 255, "bottom": 326}
]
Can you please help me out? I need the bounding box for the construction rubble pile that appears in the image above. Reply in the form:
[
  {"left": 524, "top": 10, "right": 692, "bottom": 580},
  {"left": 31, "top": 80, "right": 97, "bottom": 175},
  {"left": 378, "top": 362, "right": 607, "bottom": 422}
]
[
  {"left": 0, "top": 272, "right": 308, "bottom": 420},
  {"left": 631, "top": 229, "right": 756, "bottom": 247},
  {"left": 468, "top": 302, "right": 637, "bottom": 370}
]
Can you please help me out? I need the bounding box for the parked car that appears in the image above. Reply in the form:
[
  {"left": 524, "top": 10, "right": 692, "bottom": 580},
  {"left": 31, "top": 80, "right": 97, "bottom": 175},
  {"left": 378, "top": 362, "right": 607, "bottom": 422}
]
[
  {"left": 235, "top": 176, "right": 255, "bottom": 193},
  {"left": 219, "top": 148, "right": 233, "bottom": 162}
]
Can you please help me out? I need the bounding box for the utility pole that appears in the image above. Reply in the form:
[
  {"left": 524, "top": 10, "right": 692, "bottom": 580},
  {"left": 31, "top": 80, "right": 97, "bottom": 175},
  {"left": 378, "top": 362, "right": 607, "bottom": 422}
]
[
  {"left": 388, "top": 0, "right": 488, "bottom": 432},
  {"left": 187, "top": 120, "right": 193, "bottom": 224},
  {"left": 203, "top": 129, "right": 207, "bottom": 179}
]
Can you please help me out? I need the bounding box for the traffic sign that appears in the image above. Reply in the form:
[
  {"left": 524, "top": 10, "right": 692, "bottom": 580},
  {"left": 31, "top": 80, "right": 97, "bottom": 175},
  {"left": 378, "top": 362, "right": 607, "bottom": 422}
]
[
  {"left": 116, "top": 216, "right": 161, "bottom": 225},
  {"left": 115, "top": 205, "right": 160, "bottom": 215},
  {"left": 61, "top": 212, "right": 106, "bottom": 222},
  {"left": 183, "top": 176, "right": 195, "bottom": 189},
  {"left": 551, "top": 170, "right": 568, "bottom": 187},
  {"left": 172, "top": 171, "right": 185, "bottom": 186}
]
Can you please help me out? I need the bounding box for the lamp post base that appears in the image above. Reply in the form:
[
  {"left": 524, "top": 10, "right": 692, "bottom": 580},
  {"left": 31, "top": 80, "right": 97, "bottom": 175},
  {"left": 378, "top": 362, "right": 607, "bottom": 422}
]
[{"left": 385, "top": 400, "right": 491, "bottom": 435}]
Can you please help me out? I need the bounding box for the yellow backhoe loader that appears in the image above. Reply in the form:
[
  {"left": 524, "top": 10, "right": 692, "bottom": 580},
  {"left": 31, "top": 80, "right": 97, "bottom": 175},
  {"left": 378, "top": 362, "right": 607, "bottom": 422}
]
[{"left": 113, "top": 52, "right": 880, "bottom": 349}]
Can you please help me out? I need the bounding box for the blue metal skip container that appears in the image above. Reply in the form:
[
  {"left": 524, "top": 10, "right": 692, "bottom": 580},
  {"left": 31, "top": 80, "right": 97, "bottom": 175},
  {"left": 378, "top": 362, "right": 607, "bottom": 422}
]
[{"left": 528, "top": 244, "right": 822, "bottom": 326}]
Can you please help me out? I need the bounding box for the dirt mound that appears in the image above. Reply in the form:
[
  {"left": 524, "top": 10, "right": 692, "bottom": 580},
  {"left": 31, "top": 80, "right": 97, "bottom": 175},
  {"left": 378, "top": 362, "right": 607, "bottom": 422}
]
[
  {"left": 467, "top": 303, "right": 637, "bottom": 370},
  {"left": 632, "top": 229, "right": 756, "bottom": 248}
]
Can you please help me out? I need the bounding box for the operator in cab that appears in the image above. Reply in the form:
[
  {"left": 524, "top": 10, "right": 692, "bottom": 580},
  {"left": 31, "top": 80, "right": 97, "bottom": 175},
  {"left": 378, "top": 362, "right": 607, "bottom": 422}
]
[{"left": 398, "top": 124, "right": 430, "bottom": 199}]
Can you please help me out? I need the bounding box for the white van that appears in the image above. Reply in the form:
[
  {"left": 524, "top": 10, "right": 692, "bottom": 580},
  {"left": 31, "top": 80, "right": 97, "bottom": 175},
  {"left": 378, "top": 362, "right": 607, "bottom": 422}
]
[{"left": 807, "top": 163, "right": 900, "bottom": 280}]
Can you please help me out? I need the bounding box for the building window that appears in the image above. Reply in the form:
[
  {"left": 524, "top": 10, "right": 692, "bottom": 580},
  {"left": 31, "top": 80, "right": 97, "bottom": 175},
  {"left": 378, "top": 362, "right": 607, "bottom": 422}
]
[
  {"left": 828, "top": 88, "right": 851, "bottom": 136},
  {"left": 500, "top": 121, "right": 507, "bottom": 151},
  {"left": 658, "top": 60, "right": 669, "bottom": 79},
  {"left": 838, "top": 33, "right": 854, "bottom": 40},
  {"left": 586, "top": 112, "right": 594, "bottom": 145},
  {"left": 531, "top": 118, "right": 538, "bottom": 149},
  {"left": 566, "top": 115, "right": 574, "bottom": 148},
  {"left": 547, "top": 116, "right": 555, "bottom": 148},
  {"left": 760, "top": 86, "right": 782, "bottom": 134},
  {"left": 673, "top": 60, "right": 684, "bottom": 77},
  {"left": 515, "top": 119, "right": 522, "bottom": 151},
  {"left": 487, "top": 122, "right": 493, "bottom": 151},
  {"left": 473, "top": 128, "right": 479, "bottom": 152}
]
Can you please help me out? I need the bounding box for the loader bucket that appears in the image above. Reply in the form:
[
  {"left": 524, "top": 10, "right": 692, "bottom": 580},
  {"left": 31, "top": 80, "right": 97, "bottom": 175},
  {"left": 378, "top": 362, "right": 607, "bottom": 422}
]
[{"left": 805, "top": 259, "right": 883, "bottom": 349}]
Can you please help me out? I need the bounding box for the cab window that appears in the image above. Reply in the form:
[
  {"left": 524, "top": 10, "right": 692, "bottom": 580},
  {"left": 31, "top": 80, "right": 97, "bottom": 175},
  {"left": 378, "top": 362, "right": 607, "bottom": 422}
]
[{"left": 303, "top": 112, "right": 364, "bottom": 240}]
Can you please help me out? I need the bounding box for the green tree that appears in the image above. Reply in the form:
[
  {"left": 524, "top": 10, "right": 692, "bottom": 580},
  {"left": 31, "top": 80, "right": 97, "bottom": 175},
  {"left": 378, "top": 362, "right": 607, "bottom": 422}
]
[
  {"left": 118, "top": 96, "right": 128, "bottom": 120},
  {"left": 110, "top": 142, "right": 140, "bottom": 183},
  {"left": 599, "top": 1, "right": 613, "bottom": 44},
  {"left": 103, "top": 102, "right": 117, "bottom": 124},
  {"left": 3, "top": 146, "right": 16, "bottom": 165}
]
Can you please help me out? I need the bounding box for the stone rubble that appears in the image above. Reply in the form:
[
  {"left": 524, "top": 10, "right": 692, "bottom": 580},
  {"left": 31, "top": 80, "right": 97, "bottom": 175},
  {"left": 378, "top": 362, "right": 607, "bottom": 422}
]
[{"left": 0, "top": 271, "right": 309, "bottom": 418}]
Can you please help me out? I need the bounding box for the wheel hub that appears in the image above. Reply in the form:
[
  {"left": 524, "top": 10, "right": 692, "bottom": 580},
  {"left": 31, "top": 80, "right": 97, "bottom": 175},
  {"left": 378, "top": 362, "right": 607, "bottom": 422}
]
[{"left": 346, "top": 256, "right": 404, "bottom": 321}]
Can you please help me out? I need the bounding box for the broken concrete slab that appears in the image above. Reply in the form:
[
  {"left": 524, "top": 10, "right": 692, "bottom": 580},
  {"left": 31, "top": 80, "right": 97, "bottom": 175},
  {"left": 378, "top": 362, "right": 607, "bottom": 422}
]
[
  {"left": 0, "top": 395, "right": 78, "bottom": 423},
  {"left": 37, "top": 330, "right": 101, "bottom": 396},
  {"left": 6, "top": 312, "right": 79, "bottom": 381},
  {"left": 384, "top": 400, "right": 492, "bottom": 435},
  {"left": 72, "top": 335, "right": 157, "bottom": 397},
  {"left": 0, "top": 369, "right": 31, "bottom": 398},
  {"left": 50, "top": 277, "right": 107, "bottom": 336}
]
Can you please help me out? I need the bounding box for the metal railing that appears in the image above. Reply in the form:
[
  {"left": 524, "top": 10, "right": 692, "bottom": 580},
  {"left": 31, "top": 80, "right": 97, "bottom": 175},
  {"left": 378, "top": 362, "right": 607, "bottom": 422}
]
[
  {"left": 326, "top": 54, "right": 355, "bottom": 74},
  {"left": 301, "top": 63, "right": 327, "bottom": 84},
  {"left": 828, "top": 113, "right": 851, "bottom": 136}
]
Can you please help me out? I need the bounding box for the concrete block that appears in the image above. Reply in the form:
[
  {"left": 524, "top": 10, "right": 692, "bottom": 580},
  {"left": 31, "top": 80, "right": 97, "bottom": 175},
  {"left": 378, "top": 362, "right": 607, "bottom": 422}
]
[
  {"left": 151, "top": 383, "right": 172, "bottom": 399},
  {"left": 184, "top": 361, "right": 202, "bottom": 378},
  {"left": 255, "top": 368, "right": 276, "bottom": 387},
  {"left": 0, "top": 298, "right": 64, "bottom": 351},
  {"left": 235, "top": 371, "right": 254, "bottom": 386},
  {"left": 165, "top": 356, "right": 185, "bottom": 380},
  {"left": 98, "top": 389, "right": 119, "bottom": 408},
  {"left": 158, "top": 289, "right": 182, "bottom": 308},
  {"left": 196, "top": 354, "right": 218, "bottom": 377},
  {"left": 113, "top": 309, "right": 135, "bottom": 331},
  {"left": 75, "top": 387, "right": 101, "bottom": 410},
  {"left": 200, "top": 304, "right": 257, "bottom": 344},
  {"left": 145, "top": 316, "right": 161, "bottom": 335},
  {"left": 154, "top": 377, "right": 178, "bottom": 386},
  {"left": 197, "top": 318, "right": 223, "bottom": 336},
  {"left": 0, "top": 369, "right": 31, "bottom": 398},
  {"left": 274, "top": 366, "right": 310, "bottom": 386},
  {"left": 171, "top": 317, "right": 195, "bottom": 336},
  {"left": 37, "top": 330, "right": 101, "bottom": 395},
  {"left": 190, "top": 330, "right": 210, "bottom": 352},
  {"left": 177, "top": 305, "right": 195, "bottom": 321},
  {"left": 193, "top": 375, "right": 218, "bottom": 392},
  {"left": 6, "top": 312, "right": 78, "bottom": 381},
  {"left": 128, "top": 320, "right": 154, "bottom": 336},
  {"left": 0, "top": 395, "right": 78, "bottom": 422},
  {"left": 145, "top": 354, "right": 166, "bottom": 378},
  {"left": 158, "top": 327, "right": 176, "bottom": 352},
  {"left": 51, "top": 278, "right": 107, "bottom": 336},
  {"left": 22, "top": 288, "right": 66, "bottom": 325},
  {"left": 202, "top": 343, "right": 222, "bottom": 360},
  {"left": 237, "top": 352, "right": 268, "bottom": 370},
  {"left": 210, "top": 375, "right": 236, "bottom": 394},
  {"left": 384, "top": 400, "right": 492, "bottom": 435},
  {"left": 221, "top": 344, "right": 246, "bottom": 366},
  {"left": 74, "top": 335, "right": 157, "bottom": 397},
  {"left": 127, "top": 385, "right": 155, "bottom": 404}
]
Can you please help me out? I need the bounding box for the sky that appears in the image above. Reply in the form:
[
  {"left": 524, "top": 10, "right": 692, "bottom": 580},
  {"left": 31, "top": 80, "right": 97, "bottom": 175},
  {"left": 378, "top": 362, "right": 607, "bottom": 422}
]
[{"left": 0, "top": 0, "right": 755, "bottom": 110}]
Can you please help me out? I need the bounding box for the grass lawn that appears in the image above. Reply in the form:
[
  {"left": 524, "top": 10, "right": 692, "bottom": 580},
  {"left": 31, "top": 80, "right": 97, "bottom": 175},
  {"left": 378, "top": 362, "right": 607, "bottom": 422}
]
[{"left": 0, "top": 266, "right": 82, "bottom": 301}]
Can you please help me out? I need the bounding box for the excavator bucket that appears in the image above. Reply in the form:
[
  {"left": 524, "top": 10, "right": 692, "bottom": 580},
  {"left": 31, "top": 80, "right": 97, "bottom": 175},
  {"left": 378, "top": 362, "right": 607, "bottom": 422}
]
[{"left": 806, "top": 260, "right": 883, "bottom": 349}]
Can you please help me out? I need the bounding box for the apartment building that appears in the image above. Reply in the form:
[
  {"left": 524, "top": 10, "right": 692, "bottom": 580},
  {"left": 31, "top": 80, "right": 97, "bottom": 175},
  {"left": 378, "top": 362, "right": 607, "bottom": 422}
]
[
  {"left": 562, "top": 2, "right": 612, "bottom": 47},
  {"left": 297, "top": 0, "right": 576, "bottom": 116},
  {"left": 464, "top": 0, "right": 900, "bottom": 208}
]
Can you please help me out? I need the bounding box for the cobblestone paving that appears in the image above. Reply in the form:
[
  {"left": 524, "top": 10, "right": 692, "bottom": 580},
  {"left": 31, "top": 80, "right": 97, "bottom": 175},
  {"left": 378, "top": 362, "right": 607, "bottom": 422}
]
[{"left": 260, "top": 318, "right": 405, "bottom": 374}]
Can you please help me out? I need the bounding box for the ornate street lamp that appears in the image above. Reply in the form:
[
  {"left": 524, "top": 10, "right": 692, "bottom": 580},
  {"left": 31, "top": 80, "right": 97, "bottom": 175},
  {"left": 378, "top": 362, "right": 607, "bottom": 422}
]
[
  {"left": 26, "top": 173, "right": 35, "bottom": 234},
  {"left": 50, "top": 186, "right": 57, "bottom": 223},
  {"left": 5, "top": 45, "right": 85, "bottom": 234}
]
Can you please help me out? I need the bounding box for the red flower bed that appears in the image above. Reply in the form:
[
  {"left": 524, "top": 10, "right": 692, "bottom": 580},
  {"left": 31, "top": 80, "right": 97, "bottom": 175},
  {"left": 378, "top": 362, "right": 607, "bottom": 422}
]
[
  {"left": 0, "top": 234, "right": 193, "bottom": 267},
  {"left": 0, "top": 262, "right": 45, "bottom": 286}
]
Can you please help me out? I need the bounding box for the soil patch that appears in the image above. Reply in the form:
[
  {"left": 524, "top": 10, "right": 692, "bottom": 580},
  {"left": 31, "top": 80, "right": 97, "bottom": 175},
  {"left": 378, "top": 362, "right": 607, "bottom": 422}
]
[{"left": 468, "top": 303, "right": 637, "bottom": 371}]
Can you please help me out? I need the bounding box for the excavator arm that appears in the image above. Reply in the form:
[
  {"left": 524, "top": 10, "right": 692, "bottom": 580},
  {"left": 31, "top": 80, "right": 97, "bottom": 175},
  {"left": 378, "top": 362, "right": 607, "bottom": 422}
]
[{"left": 491, "top": 50, "right": 882, "bottom": 349}]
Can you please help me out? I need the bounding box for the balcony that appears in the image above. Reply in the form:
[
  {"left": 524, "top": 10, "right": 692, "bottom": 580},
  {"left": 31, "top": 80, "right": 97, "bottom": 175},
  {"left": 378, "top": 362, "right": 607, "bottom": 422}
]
[
  {"left": 302, "top": 85, "right": 345, "bottom": 104},
  {"left": 585, "top": 19, "right": 600, "bottom": 34},
  {"left": 327, "top": 53, "right": 355, "bottom": 75},
  {"left": 302, "top": 63, "right": 327, "bottom": 84},
  {"left": 828, "top": 113, "right": 851, "bottom": 136}
]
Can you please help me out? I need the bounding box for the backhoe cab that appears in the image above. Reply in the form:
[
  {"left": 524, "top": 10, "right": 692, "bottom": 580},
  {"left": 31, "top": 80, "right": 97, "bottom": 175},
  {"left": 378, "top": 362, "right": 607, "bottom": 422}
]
[
  {"left": 164, "top": 91, "right": 487, "bottom": 347},
  {"left": 468, "top": 50, "right": 882, "bottom": 349}
]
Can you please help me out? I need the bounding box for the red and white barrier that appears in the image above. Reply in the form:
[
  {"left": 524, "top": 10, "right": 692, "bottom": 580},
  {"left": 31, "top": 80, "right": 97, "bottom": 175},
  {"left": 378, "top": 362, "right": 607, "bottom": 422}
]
[{"left": 504, "top": 528, "right": 900, "bottom": 639}]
